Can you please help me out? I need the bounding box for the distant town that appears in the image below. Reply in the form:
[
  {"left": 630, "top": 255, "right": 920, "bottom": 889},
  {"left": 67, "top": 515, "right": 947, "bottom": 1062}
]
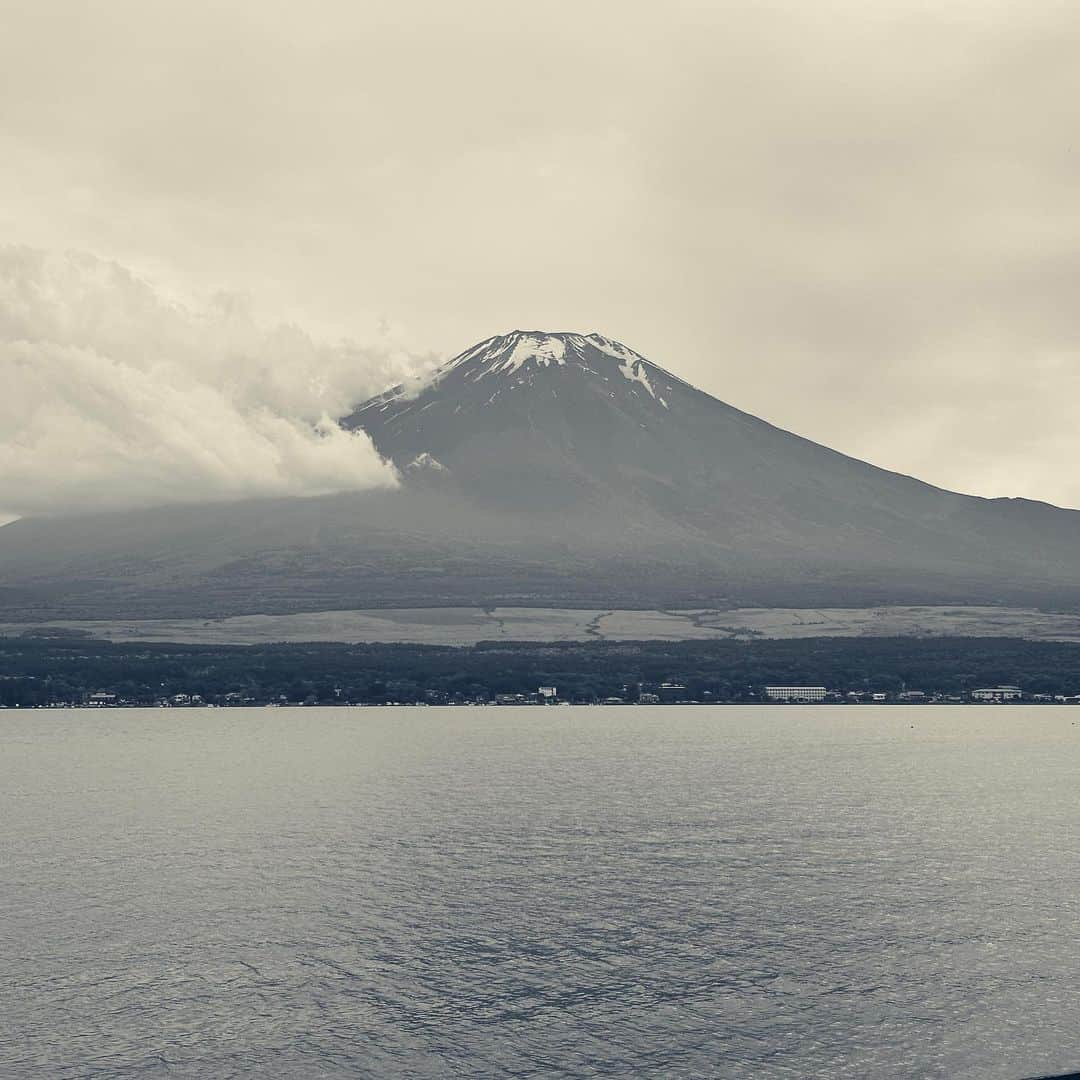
[
  {"left": 55, "top": 682, "right": 1080, "bottom": 709},
  {"left": 5, "top": 634, "right": 1080, "bottom": 710}
]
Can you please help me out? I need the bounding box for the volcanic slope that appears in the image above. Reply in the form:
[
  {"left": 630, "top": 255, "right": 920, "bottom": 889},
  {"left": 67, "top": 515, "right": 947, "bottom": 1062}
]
[
  {"left": 4, "top": 330, "right": 1080, "bottom": 618},
  {"left": 340, "top": 330, "right": 1080, "bottom": 604}
]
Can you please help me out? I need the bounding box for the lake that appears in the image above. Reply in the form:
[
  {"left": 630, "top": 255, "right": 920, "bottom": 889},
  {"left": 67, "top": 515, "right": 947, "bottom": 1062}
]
[{"left": 2, "top": 706, "right": 1079, "bottom": 1078}]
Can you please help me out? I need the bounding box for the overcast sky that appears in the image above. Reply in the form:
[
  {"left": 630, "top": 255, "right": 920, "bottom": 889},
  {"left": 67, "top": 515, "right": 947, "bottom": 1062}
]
[{"left": 2, "top": 0, "right": 1079, "bottom": 516}]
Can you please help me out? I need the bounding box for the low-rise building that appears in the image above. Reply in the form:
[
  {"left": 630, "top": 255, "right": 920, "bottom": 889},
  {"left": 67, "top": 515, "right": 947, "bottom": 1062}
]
[
  {"left": 971, "top": 686, "right": 1022, "bottom": 702},
  {"left": 765, "top": 686, "right": 827, "bottom": 703}
]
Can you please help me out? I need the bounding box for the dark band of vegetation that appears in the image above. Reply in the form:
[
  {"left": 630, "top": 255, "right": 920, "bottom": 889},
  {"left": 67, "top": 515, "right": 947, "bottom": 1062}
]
[{"left": 4, "top": 634, "right": 1080, "bottom": 707}]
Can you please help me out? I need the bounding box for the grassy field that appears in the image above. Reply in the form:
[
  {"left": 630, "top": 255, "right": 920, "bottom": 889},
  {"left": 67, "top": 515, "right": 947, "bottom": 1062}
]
[{"left": 5, "top": 604, "right": 1080, "bottom": 646}]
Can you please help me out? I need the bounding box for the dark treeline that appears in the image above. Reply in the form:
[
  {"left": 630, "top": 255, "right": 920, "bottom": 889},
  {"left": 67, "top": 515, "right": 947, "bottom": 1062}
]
[{"left": 4, "top": 634, "right": 1080, "bottom": 707}]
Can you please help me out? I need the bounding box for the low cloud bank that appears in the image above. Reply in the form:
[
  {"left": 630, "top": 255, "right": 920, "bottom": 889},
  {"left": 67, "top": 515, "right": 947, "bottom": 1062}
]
[{"left": 0, "top": 247, "right": 428, "bottom": 517}]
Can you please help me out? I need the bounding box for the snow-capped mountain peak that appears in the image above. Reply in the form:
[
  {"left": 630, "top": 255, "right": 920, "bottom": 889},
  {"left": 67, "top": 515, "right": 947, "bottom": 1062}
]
[
  {"left": 339, "top": 328, "right": 713, "bottom": 506},
  {"left": 369, "top": 330, "right": 686, "bottom": 417}
]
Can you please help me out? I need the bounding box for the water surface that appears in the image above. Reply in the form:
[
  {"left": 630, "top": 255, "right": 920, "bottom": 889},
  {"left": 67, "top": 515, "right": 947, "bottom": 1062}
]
[{"left": 2, "top": 706, "right": 1079, "bottom": 1078}]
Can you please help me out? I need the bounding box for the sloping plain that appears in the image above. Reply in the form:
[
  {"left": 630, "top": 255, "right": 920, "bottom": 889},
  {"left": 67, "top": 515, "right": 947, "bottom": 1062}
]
[{"left": 5, "top": 605, "right": 1080, "bottom": 646}]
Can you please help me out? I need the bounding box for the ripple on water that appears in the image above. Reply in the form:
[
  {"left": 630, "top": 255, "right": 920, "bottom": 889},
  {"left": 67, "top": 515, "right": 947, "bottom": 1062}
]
[{"left": 2, "top": 706, "right": 1080, "bottom": 1078}]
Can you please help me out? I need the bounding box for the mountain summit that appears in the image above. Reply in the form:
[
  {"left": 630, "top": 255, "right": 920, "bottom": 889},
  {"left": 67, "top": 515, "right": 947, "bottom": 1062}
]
[
  {"left": 361, "top": 330, "right": 686, "bottom": 411},
  {"left": 5, "top": 329, "right": 1080, "bottom": 618},
  {"left": 341, "top": 330, "right": 705, "bottom": 509}
]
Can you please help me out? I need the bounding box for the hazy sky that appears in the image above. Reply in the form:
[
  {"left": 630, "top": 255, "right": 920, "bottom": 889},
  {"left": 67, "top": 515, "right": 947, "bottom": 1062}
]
[{"left": 2, "top": 0, "right": 1079, "bottom": 514}]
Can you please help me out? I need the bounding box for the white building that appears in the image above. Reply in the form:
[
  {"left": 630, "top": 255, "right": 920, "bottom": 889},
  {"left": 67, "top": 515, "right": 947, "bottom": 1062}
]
[
  {"left": 971, "top": 686, "right": 1023, "bottom": 702},
  {"left": 764, "top": 686, "right": 827, "bottom": 703}
]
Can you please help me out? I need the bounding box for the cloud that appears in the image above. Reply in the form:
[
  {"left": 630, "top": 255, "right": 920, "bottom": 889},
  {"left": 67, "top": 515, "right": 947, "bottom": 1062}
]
[
  {"left": 2, "top": 2, "right": 1080, "bottom": 505},
  {"left": 0, "top": 247, "right": 428, "bottom": 517}
]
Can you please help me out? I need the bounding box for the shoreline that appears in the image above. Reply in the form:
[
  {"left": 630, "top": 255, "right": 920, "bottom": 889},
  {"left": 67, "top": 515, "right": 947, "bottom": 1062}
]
[{"left": 4, "top": 701, "right": 1075, "bottom": 711}]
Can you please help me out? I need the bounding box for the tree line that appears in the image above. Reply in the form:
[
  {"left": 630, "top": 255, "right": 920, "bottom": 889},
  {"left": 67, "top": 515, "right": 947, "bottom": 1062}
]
[{"left": 4, "top": 633, "right": 1080, "bottom": 707}]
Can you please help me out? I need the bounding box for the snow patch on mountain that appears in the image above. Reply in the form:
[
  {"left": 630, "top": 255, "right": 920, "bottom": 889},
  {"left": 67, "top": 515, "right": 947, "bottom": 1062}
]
[
  {"left": 491, "top": 334, "right": 567, "bottom": 376},
  {"left": 618, "top": 356, "right": 657, "bottom": 398},
  {"left": 587, "top": 333, "right": 642, "bottom": 364},
  {"left": 405, "top": 452, "right": 447, "bottom": 473}
]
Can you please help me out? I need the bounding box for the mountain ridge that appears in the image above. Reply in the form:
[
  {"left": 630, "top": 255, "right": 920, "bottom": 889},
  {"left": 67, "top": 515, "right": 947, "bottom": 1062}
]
[{"left": 4, "top": 329, "right": 1080, "bottom": 620}]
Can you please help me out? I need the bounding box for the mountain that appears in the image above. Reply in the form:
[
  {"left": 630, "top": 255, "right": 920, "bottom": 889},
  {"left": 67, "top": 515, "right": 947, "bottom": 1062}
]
[{"left": 5, "top": 329, "right": 1080, "bottom": 620}]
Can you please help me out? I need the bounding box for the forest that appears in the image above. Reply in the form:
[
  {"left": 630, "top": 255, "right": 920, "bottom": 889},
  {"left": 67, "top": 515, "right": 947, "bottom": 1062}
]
[{"left": 4, "top": 632, "right": 1080, "bottom": 707}]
